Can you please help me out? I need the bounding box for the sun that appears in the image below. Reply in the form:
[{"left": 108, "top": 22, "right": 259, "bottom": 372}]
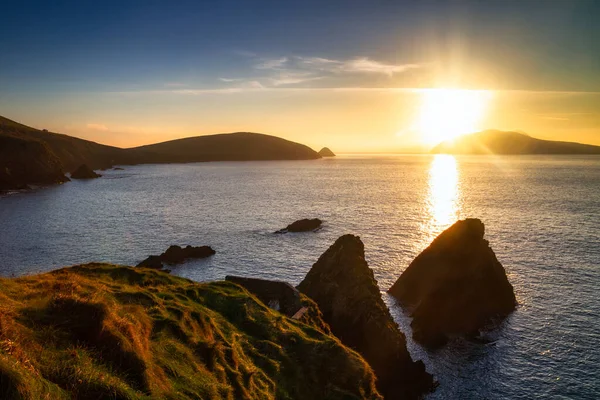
[{"left": 416, "top": 89, "right": 492, "bottom": 145}]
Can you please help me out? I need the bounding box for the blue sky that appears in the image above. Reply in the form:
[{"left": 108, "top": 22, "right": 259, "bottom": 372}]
[{"left": 1, "top": 0, "right": 599, "bottom": 150}]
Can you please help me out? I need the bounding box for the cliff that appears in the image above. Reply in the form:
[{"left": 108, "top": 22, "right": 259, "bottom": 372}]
[
  {"left": 0, "top": 263, "right": 381, "bottom": 400},
  {"left": 432, "top": 129, "right": 600, "bottom": 155},
  {"left": 0, "top": 134, "right": 69, "bottom": 191}
]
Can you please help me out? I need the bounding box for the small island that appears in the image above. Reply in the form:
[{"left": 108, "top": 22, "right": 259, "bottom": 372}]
[{"left": 318, "top": 147, "right": 336, "bottom": 157}]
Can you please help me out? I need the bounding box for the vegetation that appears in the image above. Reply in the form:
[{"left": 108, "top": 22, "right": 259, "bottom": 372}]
[{"left": 0, "top": 263, "right": 381, "bottom": 399}]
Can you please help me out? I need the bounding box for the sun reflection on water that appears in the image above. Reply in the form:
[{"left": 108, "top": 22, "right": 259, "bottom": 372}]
[{"left": 426, "top": 154, "right": 461, "bottom": 239}]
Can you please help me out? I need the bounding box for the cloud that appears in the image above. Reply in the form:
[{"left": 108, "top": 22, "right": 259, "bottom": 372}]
[
  {"left": 252, "top": 55, "right": 421, "bottom": 77},
  {"left": 269, "top": 72, "right": 324, "bottom": 86},
  {"left": 336, "top": 57, "right": 420, "bottom": 75},
  {"left": 255, "top": 57, "right": 288, "bottom": 70},
  {"left": 86, "top": 123, "right": 109, "bottom": 131}
]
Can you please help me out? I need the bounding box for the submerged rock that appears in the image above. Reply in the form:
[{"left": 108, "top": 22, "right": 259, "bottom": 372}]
[
  {"left": 137, "top": 245, "right": 216, "bottom": 269},
  {"left": 388, "top": 218, "right": 516, "bottom": 348},
  {"left": 225, "top": 276, "right": 303, "bottom": 316},
  {"left": 298, "top": 235, "right": 435, "bottom": 399},
  {"left": 71, "top": 164, "right": 101, "bottom": 179},
  {"left": 318, "top": 147, "right": 336, "bottom": 157},
  {"left": 276, "top": 218, "right": 322, "bottom": 233}
]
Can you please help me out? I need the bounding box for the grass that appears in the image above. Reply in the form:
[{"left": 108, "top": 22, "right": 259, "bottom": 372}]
[{"left": 0, "top": 263, "right": 381, "bottom": 400}]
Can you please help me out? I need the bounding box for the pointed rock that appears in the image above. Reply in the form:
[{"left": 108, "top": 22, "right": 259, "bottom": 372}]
[
  {"left": 298, "top": 235, "right": 434, "bottom": 399},
  {"left": 388, "top": 218, "right": 516, "bottom": 348}
]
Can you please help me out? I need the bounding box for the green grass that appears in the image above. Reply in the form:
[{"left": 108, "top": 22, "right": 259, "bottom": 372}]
[{"left": 0, "top": 263, "right": 381, "bottom": 399}]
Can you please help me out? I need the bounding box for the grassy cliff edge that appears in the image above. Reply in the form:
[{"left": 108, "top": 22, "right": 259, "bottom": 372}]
[{"left": 0, "top": 264, "right": 381, "bottom": 400}]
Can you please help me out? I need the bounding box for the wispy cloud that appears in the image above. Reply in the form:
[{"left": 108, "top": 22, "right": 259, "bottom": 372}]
[
  {"left": 86, "top": 123, "right": 109, "bottom": 131},
  {"left": 255, "top": 56, "right": 288, "bottom": 70},
  {"left": 216, "top": 53, "right": 423, "bottom": 89},
  {"left": 253, "top": 55, "right": 421, "bottom": 76}
]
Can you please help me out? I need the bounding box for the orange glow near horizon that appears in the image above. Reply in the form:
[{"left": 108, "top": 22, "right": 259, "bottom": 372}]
[{"left": 416, "top": 89, "right": 493, "bottom": 145}]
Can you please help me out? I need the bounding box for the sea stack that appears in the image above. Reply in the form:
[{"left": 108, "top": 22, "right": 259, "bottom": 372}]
[
  {"left": 298, "top": 235, "right": 434, "bottom": 399},
  {"left": 388, "top": 218, "right": 516, "bottom": 348},
  {"left": 318, "top": 147, "right": 336, "bottom": 157},
  {"left": 71, "top": 164, "right": 101, "bottom": 179}
]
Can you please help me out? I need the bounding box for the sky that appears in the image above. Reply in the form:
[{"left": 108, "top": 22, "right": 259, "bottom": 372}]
[{"left": 1, "top": 0, "right": 599, "bottom": 152}]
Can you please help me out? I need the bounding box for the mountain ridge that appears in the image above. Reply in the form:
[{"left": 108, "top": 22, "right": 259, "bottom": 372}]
[{"left": 432, "top": 129, "right": 600, "bottom": 154}]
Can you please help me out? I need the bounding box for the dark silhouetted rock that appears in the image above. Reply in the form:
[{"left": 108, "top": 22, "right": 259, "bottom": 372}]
[
  {"left": 298, "top": 235, "right": 435, "bottom": 399},
  {"left": 162, "top": 245, "right": 216, "bottom": 264},
  {"left": 137, "top": 245, "right": 216, "bottom": 269},
  {"left": 71, "top": 164, "right": 101, "bottom": 179},
  {"left": 136, "top": 255, "right": 163, "bottom": 269},
  {"left": 225, "top": 276, "right": 303, "bottom": 316},
  {"left": 276, "top": 218, "right": 322, "bottom": 233},
  {"left": 318, "top": 147, "right": 336, "bottom": 157},
  {"left": 113, "top": 167, "right": 124, "bottom": 170},
  {"left": 388, "top": 218, "right": 516, "bottom": 348}
]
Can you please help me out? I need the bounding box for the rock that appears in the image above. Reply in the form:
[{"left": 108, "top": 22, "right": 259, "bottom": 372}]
[
  {"left": 137, "top": 245, "right": 216, "bottom": 268},
  {"left": 388, "top": 218, "right": 516, "bottom": 348},
  {"left": 276, "top": 218, "right": 322, "bottom": 233},
  {"left": 113, "top": 167, "right": 124, "bottom": 170},
  {"left": 225, "top": 276, "right": 303, "bottom": 316},
  {"left": 298, "top": 235, "right": 435, "bottom": 399},
  {"left": 136, "top": 255, "right": 163, "bottom": 269},
  {"left": 71, "top": 164, "right": 101, "bottom": 179},
  {"left": 318, "top": 147, "right": 336, "bottom": 157}
]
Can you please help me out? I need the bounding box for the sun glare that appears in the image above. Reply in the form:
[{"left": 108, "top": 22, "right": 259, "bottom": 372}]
[{"left": 417, "top": 89, "right": 492, "bottom": 145}]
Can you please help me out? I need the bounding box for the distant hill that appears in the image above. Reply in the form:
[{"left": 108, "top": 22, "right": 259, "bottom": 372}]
[
  {"left": 432, "top": 130, "right": 600, "bottom": 155},
  {"left": 131, "top": 132, "right": 320, "bottom": 163},
  {"left": 0, "top": 115, "right": 321, "bottom": 191}
]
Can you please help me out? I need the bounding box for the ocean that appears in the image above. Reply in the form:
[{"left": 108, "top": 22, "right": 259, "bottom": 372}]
[{"left": 1, "top": 154, "right": 599, "bottom": 399}]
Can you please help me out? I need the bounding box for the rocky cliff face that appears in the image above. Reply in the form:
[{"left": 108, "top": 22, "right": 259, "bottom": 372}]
[
  {"left": 298, "top": 235, "right": 435, "bottom": 399},
  {"left": 388, "top": 218, "right": 516, "bottom": 348},
  {"left": 0, "top": 134, "right": 69, "bottom": 191}
]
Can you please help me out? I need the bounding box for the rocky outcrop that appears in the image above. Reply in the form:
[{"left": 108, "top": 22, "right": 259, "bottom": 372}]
[
  {"left": 276, "top": 218, "right": 322, "bottom": 233},
  {"left": 225, "top": 276, "right": 303, "bottom": 316},
  {"left": 318, "top": 147, "right": 336, "bottom": 157},
  {"left": 71, "top": 164, "right": 101, "bottom": 179},
  {"left": 137, "top": 245, "right": 216, "bottom": 269},
  {"left": 298, "top": 235, "right": 435, "bottom": 399},
  {"left": 388, "top": 218, "right": 516, "bottom": 348}
]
